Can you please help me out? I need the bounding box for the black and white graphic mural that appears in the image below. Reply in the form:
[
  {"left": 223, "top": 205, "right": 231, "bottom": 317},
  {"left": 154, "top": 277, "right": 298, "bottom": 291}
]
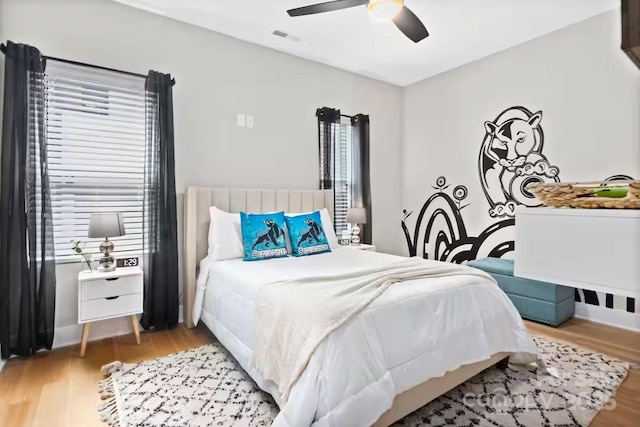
[
  {"left": 480, "top": 107, "right": 560, "bottom": 218},
  {"left": 402, "top": 106, "right": 557, "bottom": 262},
  {"left": 401, "top": 177, "right": 514, "bottom": 263},
  {"left": 402, "top": 105, "right": 636, "bottom": 314}
]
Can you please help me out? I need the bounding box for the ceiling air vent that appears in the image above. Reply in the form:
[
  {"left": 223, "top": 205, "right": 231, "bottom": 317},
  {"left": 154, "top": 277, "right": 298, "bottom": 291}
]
[{"left": 272, "top": 30, "right": 300, "bottom": 42}]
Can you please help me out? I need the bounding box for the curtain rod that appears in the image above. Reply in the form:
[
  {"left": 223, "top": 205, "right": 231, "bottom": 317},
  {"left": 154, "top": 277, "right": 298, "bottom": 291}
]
[
  {"left": 46, "top": 55, "right": 148, "bottom": 80},
  {"left": 341, "top": 114, "right": 353, "bottom": 119},
  {"left": 1, "top": 43, "right": 176, "bottom": 85}
]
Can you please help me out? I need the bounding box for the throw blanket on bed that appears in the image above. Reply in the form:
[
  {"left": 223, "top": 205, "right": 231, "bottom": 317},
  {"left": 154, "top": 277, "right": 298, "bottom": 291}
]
[{"left": 251, "top": 257, "right": 496, "bottom": 401}]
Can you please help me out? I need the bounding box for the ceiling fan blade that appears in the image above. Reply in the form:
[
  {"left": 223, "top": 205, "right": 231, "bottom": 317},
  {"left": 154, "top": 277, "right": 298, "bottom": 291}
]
[
  {"left": 287, "top": 0, "right": 368, "bottom": 17},
  {"left": 392, "top": 6, "right": 429, "bottom": 43}
]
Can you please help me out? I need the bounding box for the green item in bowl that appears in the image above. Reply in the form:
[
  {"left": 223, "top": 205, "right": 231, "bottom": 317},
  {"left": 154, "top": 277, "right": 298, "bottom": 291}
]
[{"left": 594, "top": 188, "right": 628, "bottom": 198}]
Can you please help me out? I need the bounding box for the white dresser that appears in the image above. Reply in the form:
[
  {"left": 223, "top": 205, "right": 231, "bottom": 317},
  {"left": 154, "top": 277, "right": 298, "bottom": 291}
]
[
  {"left": 78, "top": 266, "right": 143, "bottom": 356},
  {"left": 515, "top": 207, "right": 640, "bottom": 300}
]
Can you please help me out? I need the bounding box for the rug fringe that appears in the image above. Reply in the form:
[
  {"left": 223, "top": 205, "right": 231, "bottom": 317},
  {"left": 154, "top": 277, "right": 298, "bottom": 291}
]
[
  {"left": 101, "top": 361, "right": 124, "bottom": 376},
  {"left": 97, "top": 394, "right": 121, "bottom": 427},
  {"left": 99, "top": 377, "right": 115, "bottom": 398},
  {"left": 98, "top": 361, "right": 124, "bottom": 426}
]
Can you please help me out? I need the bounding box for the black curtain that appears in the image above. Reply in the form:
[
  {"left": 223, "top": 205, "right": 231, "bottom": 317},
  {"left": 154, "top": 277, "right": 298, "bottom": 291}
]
[
  {"left": 316, "top": 107, "right": 341, "bottom": 191},
  {"left": 351, "top": 114, "right": 372, "bottom": 244},
  {"left": 140, "top": 71, "right": 179, "bottom": 331},
  {"left": 0, "top": 41, "right": 57, "bottom": 358}
]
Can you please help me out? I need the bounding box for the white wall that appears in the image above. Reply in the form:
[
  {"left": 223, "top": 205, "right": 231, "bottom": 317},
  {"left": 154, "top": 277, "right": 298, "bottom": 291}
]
[
  {"left": 402, "top": 10, "right": 640, "bottom": 326},
  {"left": 0, "top": 0, "right": 404, "bottom": 341}
]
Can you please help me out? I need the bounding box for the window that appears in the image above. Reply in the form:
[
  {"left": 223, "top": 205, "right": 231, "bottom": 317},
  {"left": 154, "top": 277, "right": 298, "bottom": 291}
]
[
  {"left": 333, "top": 120, "right": 353, "bottom": 237},
  {"left": 44, "top": 61, "right": 146, "bottom": 259},
  {"left": 318, "top": 109, "right": 358, "bottom": 239}
]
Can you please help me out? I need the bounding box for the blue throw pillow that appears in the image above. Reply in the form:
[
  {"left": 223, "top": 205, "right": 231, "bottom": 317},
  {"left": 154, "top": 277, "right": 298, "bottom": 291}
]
[
  {"left": 240, "top": 212, "right": 288, "bottom": 261},
  {"left": 285, "top": 211, "right": 331, "bottom": 257}
]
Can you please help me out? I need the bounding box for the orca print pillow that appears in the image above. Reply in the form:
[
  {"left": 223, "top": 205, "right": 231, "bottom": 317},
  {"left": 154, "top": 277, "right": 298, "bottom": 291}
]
[
  {"left": 285, "top": 211, "right": 331, "bottom": 257},
  {"left": 240, "top": 212, "right": 288, "bottom": 261}
]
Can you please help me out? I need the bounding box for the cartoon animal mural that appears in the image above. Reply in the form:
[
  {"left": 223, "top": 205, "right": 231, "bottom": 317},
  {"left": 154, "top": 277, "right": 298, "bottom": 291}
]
[
  {"left": 401, "top": 105, "right": 636, "bottom": 313},
  {"left": 402, "top": 106, "right": 560, "bottom": 262},
  {"left": 480, "top": 107, "right": 560, "bottom": 218}
]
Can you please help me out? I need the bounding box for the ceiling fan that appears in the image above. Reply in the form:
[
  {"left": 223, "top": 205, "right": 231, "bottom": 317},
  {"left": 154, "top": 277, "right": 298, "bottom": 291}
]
[{"left": 287, "top": 0, "right": 429, "bottom": 43}]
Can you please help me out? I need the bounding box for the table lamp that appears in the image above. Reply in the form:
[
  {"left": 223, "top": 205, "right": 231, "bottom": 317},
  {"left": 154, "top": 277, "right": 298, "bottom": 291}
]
[
  {"left": 346, "top": 207, "right": 367, "bottom": 245},
  {"left": 88, "top": 213, "right": 126, "bottom": 272}
]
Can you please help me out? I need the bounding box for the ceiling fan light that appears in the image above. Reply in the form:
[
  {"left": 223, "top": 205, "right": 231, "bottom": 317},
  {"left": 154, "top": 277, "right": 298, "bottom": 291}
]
[{"left": 367, "top": 0, "right": 403, "bottom": 22}]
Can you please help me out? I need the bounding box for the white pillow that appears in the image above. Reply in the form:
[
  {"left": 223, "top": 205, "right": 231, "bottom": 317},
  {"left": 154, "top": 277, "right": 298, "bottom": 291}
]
[
  {"left": 208, "top": 206, "right": 244, "bottom": 261},
  {"left": 285, "top": 208, "right": 339, "bottom": 251},
  {"left": 318, "top": 208, "right": 339, "bottom": 248}
]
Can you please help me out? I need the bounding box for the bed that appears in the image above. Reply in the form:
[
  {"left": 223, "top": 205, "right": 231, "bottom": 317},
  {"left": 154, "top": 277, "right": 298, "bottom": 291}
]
[{"left": 183, "top": 187, "right": 539, "bottom": 426}]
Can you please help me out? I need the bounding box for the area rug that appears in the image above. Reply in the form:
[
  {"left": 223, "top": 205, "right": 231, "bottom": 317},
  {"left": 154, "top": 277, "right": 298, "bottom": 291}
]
[{"left": 98, "top": 336, "right": 630, "bottom": 426}]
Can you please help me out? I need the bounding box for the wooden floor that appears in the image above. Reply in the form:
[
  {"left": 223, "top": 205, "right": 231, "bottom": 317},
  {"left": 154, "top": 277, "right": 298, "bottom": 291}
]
[
  {"left": 526, "top": 319, "right": 640, "bottom": 426},
  {"left": 0, "top": 318, "right": 638, "bottom": 426},
  {"left": 0, "top": 324, "right": 212, "bottom": 427}
]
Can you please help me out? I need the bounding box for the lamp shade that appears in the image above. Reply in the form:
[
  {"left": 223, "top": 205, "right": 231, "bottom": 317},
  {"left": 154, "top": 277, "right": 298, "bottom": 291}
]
[
  {"left": 346, "top": 207, "right": 367, "bottom": 224},
  {"left": 88, "top": 213, "right": 126, "bottom": 238}
]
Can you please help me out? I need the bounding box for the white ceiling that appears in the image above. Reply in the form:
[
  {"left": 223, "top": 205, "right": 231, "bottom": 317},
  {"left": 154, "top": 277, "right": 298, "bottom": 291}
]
[{"left": 113, "top": 0, "right": 619, "bottom": 87}]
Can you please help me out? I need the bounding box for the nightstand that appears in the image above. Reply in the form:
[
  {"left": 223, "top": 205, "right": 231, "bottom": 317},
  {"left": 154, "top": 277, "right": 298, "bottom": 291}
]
[
  {"left": 78, "top": 266, "right": 143, "bottom": 357},
  {"left": 345, "top": 243, "right": 376, "bottom": 252}
]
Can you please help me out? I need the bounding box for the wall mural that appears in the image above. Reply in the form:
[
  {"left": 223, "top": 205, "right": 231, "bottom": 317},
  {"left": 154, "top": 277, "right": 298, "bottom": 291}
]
[
  {"left": 402, "top": 106, "right": 556, "bottom": 262},
  {"left": 480, "top": 107, "right": 560, "bottom": 218},
  {"left": 402, "top": 105, "right": 636, "bottom": 314},
  {"left": 401, "top": 177, "right": 515, "bottom": 263}
]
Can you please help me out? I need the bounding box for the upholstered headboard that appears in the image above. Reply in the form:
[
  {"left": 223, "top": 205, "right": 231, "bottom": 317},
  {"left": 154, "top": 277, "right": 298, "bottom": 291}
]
[{"left": 183, "top": 187, "right": 334, "bottom": 328}]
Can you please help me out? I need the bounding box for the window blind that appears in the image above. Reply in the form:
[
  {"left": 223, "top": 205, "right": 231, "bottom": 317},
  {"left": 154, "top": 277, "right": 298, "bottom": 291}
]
[
  {"left": 44, "top": 60, "right": 146, "bottom": 259},
  {"left": 333, "top": 120, "right": 353, "bottom": 237}
]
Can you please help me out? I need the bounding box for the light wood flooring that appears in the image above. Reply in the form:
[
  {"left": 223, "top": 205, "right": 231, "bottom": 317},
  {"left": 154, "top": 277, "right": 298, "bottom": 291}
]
[{"left": 0, "top": 318, "right": 638, "bottom": 426}]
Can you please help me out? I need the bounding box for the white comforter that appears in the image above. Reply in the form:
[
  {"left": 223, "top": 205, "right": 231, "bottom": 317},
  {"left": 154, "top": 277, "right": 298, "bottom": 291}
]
[{"left": 194, "top": 249, "right": 539, "bottom": 427}]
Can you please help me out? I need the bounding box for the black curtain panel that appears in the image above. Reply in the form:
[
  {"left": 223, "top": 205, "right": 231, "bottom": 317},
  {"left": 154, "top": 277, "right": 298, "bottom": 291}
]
[
  {"left": 0, "top": 41, "right": 57, "bottom": 358},
  {"left": 316, "top": 107, "right": 341, "bottom": 191},
  {"left": 140, "top": 71, "right": 179, "bottom": 331},
  {"left": 351, "top": 114, "right": 372, "bottom": 244}
]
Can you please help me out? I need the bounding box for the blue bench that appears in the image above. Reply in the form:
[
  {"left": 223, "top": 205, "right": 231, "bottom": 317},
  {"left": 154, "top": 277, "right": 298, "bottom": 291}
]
[{"left": 467, "top": 258, "right": 574, "bottom": 326}]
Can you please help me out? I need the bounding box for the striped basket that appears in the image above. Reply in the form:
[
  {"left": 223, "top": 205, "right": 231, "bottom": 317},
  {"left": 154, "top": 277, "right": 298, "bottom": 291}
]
[{"left": 527, "top": 180, "right": 640, "bottom": 209}]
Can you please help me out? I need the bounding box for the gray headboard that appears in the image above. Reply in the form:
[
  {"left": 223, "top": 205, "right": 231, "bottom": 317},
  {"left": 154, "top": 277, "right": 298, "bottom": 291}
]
[{"left": 183, "top": 187, "right": 334, "bottom": 328}]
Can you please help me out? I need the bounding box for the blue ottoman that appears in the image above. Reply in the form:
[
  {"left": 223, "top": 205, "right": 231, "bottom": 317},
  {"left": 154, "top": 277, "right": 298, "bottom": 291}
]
[{"left": 467, "top": 258, "right": 574, "bottom": 326}]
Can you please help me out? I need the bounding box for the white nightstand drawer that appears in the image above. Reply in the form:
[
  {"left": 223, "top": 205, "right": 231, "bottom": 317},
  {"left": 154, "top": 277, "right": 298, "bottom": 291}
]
[
  {"left": 81, "top": 275, "right": 141, "bottom": 301},
  {"left": 80, "top": 293, "right": 142, "bottom": 323}
]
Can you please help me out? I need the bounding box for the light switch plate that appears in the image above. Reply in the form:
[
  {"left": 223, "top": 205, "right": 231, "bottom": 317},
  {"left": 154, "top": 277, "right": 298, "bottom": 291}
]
[
  {"left": 246, "top": 115, "right": 254, "bottom": 128},
  {"left": 237, "top": 113, "right": 246, "bottom": 127}
]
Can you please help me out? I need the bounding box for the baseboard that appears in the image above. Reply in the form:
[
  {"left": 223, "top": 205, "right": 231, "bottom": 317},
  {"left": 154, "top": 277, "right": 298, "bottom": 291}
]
[
  {"left": 53, "top": 305, "right": 185, "bottom": 349},
  {"left": 574, "top": 302, "right": 640, "bottom": 332},
  {"left": 53, "top": 317, "right": 136, "bottom": 348},
  {"left": 0, "top": 306, "right": 184, "bottom": 371}
]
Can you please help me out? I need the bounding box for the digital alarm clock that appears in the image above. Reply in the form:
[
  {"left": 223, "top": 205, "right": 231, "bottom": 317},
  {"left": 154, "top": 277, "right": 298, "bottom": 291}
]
[{"left": 116, "top": 257, "right": 139, "bottom": 268}]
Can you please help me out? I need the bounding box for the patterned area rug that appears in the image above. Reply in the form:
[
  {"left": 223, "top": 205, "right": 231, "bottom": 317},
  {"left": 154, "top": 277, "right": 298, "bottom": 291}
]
[{"left": 98, "top": 336, "right": 629, "bottom": 426}]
